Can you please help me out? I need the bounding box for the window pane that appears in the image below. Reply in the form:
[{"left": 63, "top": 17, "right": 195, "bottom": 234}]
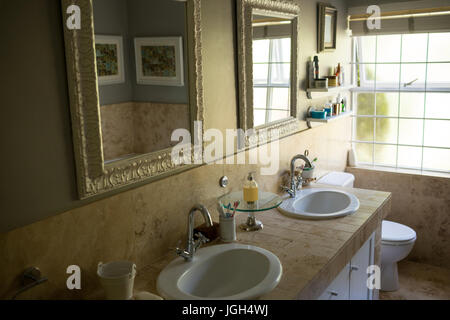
[
  {"left": 423, "top": 147, "right": 450, "bottom": 171},
  {"left": 270, "top": 88, "right": 289, "bottom": 109},
  {"left": 270, "top": 63, "right": 290, "bottom": 84},
  {"left": 400, "top": 63, "right": 426, "bottom": 88},
  {"left": 425, "top": 93, "right": 450, "bottom": 119},
  {"left": 428, "top": 32, "right": 450, "bottom": 62},
  {"left": 357, "top": 64, "right": 376, "bottom": 89},
  {"left": 398, "top": 119, "right": 423, "bottom": 145},
  {"left": 401, "top": 33, "right": 428, "bottom": 62},
  {"left": 376, "top": 35, "right": 401, "bottom": 62},
  {"left": 356, "top": 93, "right": 375, "bottom": 115},
  {"left": 398, "top": 146, "right": 422, "bottom": 169},
  {"left": 376, "top": 118, "right": 398, "bottom": 143},
  {"left": 253, "top": 40, "right": 270, "bottom": 63},
  {"left": 376, "top": 92, "right": 398, "bottom": 116},
  {"left": 355, "top": 117, "right": 374, "bottom": 141},
  {"left": 374, "top": 144, "right": 397, "bottom": 166},
  {"left": 352, "top": 34, "right": 450, "bottom": 173},
  {"left": 254, "top": 110, "right": 266, "bottom": 127},
  {"left": 427, "top": 63, "right": 450, "bottom": 89},
  {"left": 376, "top": 64, "right": 399, "bottom": 86},
  {"left": 355, "top": 143, "right": 373, "bottom": 163},
  {"left": 271, "top": 38, "right": 291, "bottom": 63},
  {"left": 253, "top": 88, "right": 267, "bottom": 109},
  {"left": 267, "top": 110, "right": 289, "bottom": 123},
  {"left": 253, "top": 64, "right": 268, "bottom": 84},
  {"left": 358, "top": 36, "right": 376, "bottom": 63},
  {"left": 424, "top": 120, "right": 450, "bottom": 148},
  {"left": 399, "top": 92, "right": 425, "bottom": 118}
]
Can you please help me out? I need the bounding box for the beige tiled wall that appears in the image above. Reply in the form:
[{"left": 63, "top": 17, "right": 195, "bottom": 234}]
[
  {"left": 0, "top": 117, "right": 351, "bottom": 299},
  {"left": 101, "top": 102, "right": 190, "bottom": 161},
  {"left": 347, "top": 167, "right": 450, "bottom": 269}
]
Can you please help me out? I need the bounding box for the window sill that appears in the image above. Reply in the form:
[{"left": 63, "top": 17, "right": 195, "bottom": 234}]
[
  {"left": 350, "top": 87, "right": 450, "bottom": 93},
  {"left": 346, "top": 165, "right": 450, "bottom": 179}
]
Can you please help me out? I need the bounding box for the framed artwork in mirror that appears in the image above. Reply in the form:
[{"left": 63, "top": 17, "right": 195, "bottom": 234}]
[
  {"left": 134, "top": 37, "right": 184, "bottom": 86},
  {"left": 95, "top": 35, "right": 125, "bottom": 86},
  {"left": 318, "top": 3, "right": 337, "bottom": 53}
]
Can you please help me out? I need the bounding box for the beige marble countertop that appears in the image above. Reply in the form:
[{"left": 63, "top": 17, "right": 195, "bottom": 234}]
[{"left": 129, "top": 185, "right": 391, "bottom": 300}]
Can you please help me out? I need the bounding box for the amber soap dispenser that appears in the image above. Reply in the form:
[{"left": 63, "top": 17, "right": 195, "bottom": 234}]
[{"left": 243, "top": 172, "right": 259, "bottom": 203}]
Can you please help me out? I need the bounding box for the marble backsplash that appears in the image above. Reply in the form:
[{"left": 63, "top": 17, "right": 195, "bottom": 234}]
[
  {"left": 347, "top": 167, "right": 450, "bottom": 269},
  {"left": 100, "top": 102, "right": 190, "bottom": 161},
  {"left": 0, "top": 118, "right": 351, "bottom": 299}
]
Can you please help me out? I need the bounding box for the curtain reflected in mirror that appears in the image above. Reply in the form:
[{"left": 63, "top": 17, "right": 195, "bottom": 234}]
[
  {"left": 252, "top": 13, "right": 292, "bottom": 127},
  {"left": 93, "top": 0, "right": 191, "bottom": 163}
]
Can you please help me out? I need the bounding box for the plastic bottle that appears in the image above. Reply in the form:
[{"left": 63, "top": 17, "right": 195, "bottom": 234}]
[{"left": 243, "top": 172, "right": 259, "bottom": 203}]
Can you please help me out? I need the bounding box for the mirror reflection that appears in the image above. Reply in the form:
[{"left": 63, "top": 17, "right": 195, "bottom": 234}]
[
  {"left": 93, "top": 0, "right": 190, "bottom": 163},
  {"left": 252, "top": 12, "right": 293, "bottom": 127}
]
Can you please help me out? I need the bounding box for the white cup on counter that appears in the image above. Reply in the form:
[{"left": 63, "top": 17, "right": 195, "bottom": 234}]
[{"left": 219, "top": 215, "right": 236, "bottom": 242}]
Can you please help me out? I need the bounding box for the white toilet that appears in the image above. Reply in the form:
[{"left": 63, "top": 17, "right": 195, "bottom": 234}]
[
  {"left": 317, "top": 172, "right": 417, "bottom": 292},
  {"left": 380, "top": 220, "right": 416, "bottom": 291}
]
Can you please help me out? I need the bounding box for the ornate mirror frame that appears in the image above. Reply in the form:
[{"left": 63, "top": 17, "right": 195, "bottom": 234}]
[
  {"left": 236, "top": 0, "right": 300, "bottom": 147},
  {"left": 61, "top": 0, "right": 204, "bottom": 199},
  {"left": 317, "top": 2, "right": 337, "bottom": 53}
]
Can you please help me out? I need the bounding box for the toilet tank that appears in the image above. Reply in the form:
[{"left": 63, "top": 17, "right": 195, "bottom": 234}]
[{"left": 317, "top": 172, "right": 355, "bottom": 188}]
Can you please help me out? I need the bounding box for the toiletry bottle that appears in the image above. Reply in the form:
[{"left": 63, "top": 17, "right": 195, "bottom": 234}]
[
  {"left": 307, "top": 57, "right": 315, "bottom": 89},
  {"left": 313, "top": 56, "right": 319, "bottom": 80},
  {"left": 336, "top": 63, "right": 341, "bottom": 86},
  {"left": 243, "top": 172, "right": 259, "bottom": 204}
]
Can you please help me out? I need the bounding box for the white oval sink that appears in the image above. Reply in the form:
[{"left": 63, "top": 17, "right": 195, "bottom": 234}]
[
  {"left": 157, "top": 243, "right": 282, "bottom": 300},
  {"left": 278, "top": 188, "right": 360, "bottom": 220}
]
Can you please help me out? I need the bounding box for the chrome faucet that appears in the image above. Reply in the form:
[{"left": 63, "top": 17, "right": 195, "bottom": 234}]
[
  {"left": 282, "top": 154, "right": 313, "bottom": 198},
  {"left": 176, "top": 204, "right": 213, "bottom": 261}
]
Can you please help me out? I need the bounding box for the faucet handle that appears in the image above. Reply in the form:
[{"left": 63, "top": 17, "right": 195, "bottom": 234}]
[
  {"left": 280, "top": 185, "right": 294, "bottom": 197},
  {"left": 174, "top": 240, "right": 184, "bottom": 254},
  {"left": 195, "top": 232, "right": 210, "bottom": 244}
]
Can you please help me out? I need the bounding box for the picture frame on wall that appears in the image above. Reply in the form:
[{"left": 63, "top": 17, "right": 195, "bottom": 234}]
[
  {"left": 134, "top": 37, "right": 184, "bottom": 86},
  {"left": 95, "top": 35, "right": 125, "bottom": 86},
  {"left": 318, "top": 3, "right": 337, "bottom": 53}
]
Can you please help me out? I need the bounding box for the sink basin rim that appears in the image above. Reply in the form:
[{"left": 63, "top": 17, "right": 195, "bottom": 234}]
[
  {"left": 278, "top": 187, "right": 360, "bottom": 220},
  {"left": 156, "top": 243, "right": 282, "bottom": 300}
]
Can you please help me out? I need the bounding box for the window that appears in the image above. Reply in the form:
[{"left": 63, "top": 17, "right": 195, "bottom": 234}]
[
  {"left": 352, "top": 33, "right": 450, "bottom": 173},
  {"left": 253, "top": 38, "right": 291, "bottom": 127}
]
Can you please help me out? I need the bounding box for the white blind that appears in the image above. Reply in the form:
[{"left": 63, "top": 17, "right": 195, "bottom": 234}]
[
  {"left": 350, "top": 9, "right": 450, "bottom": 36},
  {"left": 253, "top": 24, "right": 292, "bottom": 40}
]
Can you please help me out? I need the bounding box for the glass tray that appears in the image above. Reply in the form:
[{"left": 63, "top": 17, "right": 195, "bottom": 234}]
[{"left": 218, "top": 191, "right": 283, "bottom": 213}]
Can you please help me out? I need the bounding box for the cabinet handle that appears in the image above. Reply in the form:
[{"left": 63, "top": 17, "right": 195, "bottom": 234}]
[
  {"left": 351, "top": 265, "right": 359, "bottom": 271},
  {"left": 329, "top": 291, "right": 338, "bottom": 297}
]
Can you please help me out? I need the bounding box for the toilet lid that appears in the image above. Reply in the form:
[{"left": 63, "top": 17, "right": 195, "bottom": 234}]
[{"left": 382, "top": 220, "right": 416, "bottom": 242}]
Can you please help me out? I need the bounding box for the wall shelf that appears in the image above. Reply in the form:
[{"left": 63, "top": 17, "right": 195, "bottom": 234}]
[
  {"left": 306, "top": 111, "right": 352, "bottom": 128},
  {"left": 306, "top": 85, "right": 355, "bottom": 99}
]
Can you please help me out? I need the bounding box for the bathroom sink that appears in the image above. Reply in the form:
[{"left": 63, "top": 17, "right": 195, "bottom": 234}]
[
  {"left": 278, "top": 188, "right": 360, "bottom": 220},
  {"left": 156, "top": 243, "right": 282, "bottom": 300}
]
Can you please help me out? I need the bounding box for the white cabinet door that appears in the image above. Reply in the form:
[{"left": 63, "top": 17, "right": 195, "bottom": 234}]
[
  {"left": 317, "top": 263, "right": 350, "bottom": 300},
  {"left": 349, "top": 233, "right": 375, "bottom": 300}
]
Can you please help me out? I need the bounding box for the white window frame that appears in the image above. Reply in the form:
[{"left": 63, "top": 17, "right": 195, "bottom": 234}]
[
  {"left": 351, "top": 33, "right": 450, "bottom": 174},
  {"left": 253, "top": 37, "right": 291, "bottom": 125}
]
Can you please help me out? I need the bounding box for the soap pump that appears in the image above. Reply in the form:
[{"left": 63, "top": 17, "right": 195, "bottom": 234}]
[{"left": 243, "top": 172, "right": 258, "bottom": 204}]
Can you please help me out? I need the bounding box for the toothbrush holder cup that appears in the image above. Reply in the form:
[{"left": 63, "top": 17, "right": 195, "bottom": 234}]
[{"left": 219, "top": 215, "right": 237, "bottom": 242}]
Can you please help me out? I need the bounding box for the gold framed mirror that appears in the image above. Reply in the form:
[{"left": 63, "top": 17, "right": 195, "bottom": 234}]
[
  {"left": 61, "top": 0, "right": 204, "bottom": 199},
  {"left": 236, "top": 0, "right": 300, "bottom": 147}
]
